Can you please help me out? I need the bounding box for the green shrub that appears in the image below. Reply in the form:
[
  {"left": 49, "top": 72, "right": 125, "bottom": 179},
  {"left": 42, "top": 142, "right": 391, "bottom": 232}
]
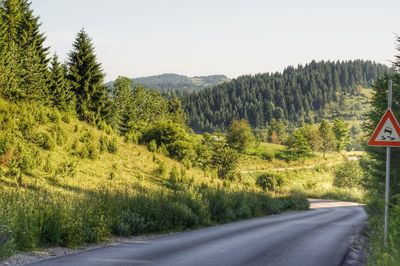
[
  {"left": 153, "top": 162, "right": 167, "bottom": 178},
  {"left": 261, "top": 151, "right": 275, "bottom": 161},
  {"left": 333, "top": 160, "right": 363, "bottom": 188},
  {"left": 56, "top": 160, "right": 77, "bottom": 178},
  {"left": 107, "top": 137, "right": 118, "bottom": 154},
  {"left": 256, "top": 172, "right": 286, "bottom": 192},
  {"left": 49, "top": 125, "right": 66, "bottom": 146},
  {"left": 32, "top": 132, "right": 56, "bottom": 150},
  {"left": 147, "top": 140, "right": 158, "bottom": 152},
  {"left": 99, "top": 135, "right": 118, "bottom": 154}
]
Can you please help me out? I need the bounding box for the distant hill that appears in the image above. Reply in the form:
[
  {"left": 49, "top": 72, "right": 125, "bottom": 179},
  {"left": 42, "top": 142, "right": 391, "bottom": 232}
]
[
  {"left": 182, "top": 60, "right": 390, "bottom": 132},
  {"left": 132, "top": 73, "right": 229, "bottom": 91}
]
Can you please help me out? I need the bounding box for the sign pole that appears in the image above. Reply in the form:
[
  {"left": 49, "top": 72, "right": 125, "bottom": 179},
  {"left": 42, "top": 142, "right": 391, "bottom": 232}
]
[{"left": 384, "top": 79, "right": 392, "bottom": 247}]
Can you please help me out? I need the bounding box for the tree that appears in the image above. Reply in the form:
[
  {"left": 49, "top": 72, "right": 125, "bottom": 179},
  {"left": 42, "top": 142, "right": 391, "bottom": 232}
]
[
  {"left": 226, "top": 119, "right": 254, "bottom": 152},
  {"left": 48, "top": 54, "right": 75, "bottom": 111},
  {"left": 168, "top": 94, "right": 186, "bottom": 125},
  {"left": 287, "top": 129, "right": 312, "bottom": 158},
  {"left": 318, "top": 120, "right": 336, "bottom": 157},
  {"left": 267, "top": 119, "right": 287, "bottom": 144},
  {"left": 112, "top": 76, "right": 134, "bottom": 133},
  {"left": 0, "top": 0, "right": 50, "bottom": 102},
  {"left": 18, "top": 0, "right": 50, "bottom": 102},
  {"left": 67, "top": 29, "right": 108, "bottom": 124},
  {"left": 332, "top": 118, "right": 350, "bottom": 152}
]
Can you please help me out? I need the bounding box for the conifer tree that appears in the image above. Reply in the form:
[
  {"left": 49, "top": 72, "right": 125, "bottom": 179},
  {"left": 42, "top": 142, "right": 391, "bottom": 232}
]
[
  {"left": 0, "top": 0, "right": 49, "bottom": 102},
  {"left": 49, "top": 54, "right": 75, "bottom": 111},
  {"left": 67, "top": 29, "right": 108, "bottom": 124}
]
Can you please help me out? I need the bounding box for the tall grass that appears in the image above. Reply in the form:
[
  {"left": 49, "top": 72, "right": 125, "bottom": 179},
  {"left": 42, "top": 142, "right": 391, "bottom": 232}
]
[{"left": 0, "top": 186, "right": 308, "bottom": 258}]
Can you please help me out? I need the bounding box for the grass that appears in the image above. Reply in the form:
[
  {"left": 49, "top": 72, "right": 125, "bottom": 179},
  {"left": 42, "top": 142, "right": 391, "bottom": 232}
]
[
  {"left": 0, "top": 98, "right": 309, "bottom": 260},
  {"left": 240, "top": 142, "right": 365, "bottom": 202}
]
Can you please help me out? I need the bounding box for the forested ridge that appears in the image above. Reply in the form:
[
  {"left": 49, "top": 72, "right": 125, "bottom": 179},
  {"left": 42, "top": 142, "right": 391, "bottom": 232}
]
[
  {"left": 183, "top": 60, "right": 389, "bottom": 132},
  {"left": 109, "top": 73, "right": 229, "bottom": 92}
]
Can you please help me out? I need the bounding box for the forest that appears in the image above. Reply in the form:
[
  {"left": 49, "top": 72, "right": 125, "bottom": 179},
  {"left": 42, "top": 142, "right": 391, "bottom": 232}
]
[{"left": 182, "top": 60, "right": 389, "bottom": 132}]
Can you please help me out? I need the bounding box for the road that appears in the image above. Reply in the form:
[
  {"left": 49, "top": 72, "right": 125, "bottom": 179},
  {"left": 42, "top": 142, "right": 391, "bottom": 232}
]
[{"left": 31, "top": 200, "right": 366, "bottom": 266}]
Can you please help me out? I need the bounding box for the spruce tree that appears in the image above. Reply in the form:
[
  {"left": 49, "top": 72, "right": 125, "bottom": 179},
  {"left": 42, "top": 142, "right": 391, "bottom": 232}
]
[
  {"left": 0, "top": 0, "right": 49, "bottom": 102},
  {"left": 49, "top": 54, "right": 75, "bottom": 111},
  {"left": 67, "top": 29, "right": 108, "bottom": 124}
]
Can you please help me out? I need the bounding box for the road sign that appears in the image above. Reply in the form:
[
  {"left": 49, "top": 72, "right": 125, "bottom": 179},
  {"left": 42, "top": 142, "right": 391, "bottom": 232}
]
[{"left": 368, "top": 108, "right": 400, "bottom": 147}]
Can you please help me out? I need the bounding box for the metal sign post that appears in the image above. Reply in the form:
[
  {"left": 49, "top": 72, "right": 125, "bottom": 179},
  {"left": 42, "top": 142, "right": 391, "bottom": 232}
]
[{"left": 384, "top": 79, "right": 392, "bottom": 247}]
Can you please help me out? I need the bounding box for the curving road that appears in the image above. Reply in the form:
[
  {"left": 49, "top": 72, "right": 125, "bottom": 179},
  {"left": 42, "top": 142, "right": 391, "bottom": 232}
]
[{"left": 31, "top": 200, "right": 366, "bottom": 266}]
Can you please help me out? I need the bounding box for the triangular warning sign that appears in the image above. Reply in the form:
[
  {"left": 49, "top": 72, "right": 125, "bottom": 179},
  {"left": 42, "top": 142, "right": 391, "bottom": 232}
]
[{"left": 368, "top": 109, "right": 400, "bottom": 147}]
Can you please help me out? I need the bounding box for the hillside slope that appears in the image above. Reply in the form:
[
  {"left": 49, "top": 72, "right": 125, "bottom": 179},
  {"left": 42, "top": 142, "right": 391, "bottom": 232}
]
[
  {"left": 0, "top": 98, "right": 308, "bottom": 259},
  {"left": 182, "top": 60, "right": 389, "bottom": 132}
]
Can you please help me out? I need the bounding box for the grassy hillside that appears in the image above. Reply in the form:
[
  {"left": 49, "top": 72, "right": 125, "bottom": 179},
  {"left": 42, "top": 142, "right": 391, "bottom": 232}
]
[{"left": 0, "top": 98, "right": 309, "bottom": 259}]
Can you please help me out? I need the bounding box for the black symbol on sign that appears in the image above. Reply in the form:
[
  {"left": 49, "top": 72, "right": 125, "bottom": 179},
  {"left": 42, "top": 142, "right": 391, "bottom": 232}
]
[{"left": 381, "top": 127, "right": 396, "bottom": 140}]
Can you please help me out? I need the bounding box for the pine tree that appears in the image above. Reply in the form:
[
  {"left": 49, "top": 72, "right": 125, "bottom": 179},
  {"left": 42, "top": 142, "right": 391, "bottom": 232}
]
[
  {"left": 67, "top": 29, "right": 108, "bottom": 124},
  {"left": 0, "top": 0, "right": 50, "bottom": 102},
  {"left": 49, "top": 54, "right": 75, "bottom": 111}
]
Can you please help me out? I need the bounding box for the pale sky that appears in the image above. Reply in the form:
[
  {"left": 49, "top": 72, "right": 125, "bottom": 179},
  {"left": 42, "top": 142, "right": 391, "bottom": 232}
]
[{"left": 31, "top": 0, "right": 399, "bottom": 82}]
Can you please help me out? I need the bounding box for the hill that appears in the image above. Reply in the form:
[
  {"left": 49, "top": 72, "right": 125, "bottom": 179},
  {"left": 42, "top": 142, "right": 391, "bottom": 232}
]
[
  {"left": 132, "top": 73, "right": 229, "bottom": 91},
  {"left": 0, "top": 98, "right": 309, "bottom": 259},
  {"left": 182, "top": 60, "right": 389, "bottom": 132}
]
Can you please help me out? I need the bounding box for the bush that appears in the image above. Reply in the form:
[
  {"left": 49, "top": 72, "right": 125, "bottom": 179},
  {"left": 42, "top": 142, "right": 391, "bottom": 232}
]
[
  {"left": 32, "top": 132, "right": 56, "bottom": 150},
  {"left": 261, "top": 151, "right": 275, "bottom": 161},
  {"left": 333, "top": 160, "right": 363, "bottom": 188},
  {"left": 147, "top": 140, "right": 157, "bottom": 152},
  {"left": 256, "top": 172, "right": 285, "bottom": 192},
  {"left": 99, "top": 135, "right": 118, "bottom": 154},
  {"left": 153, "top": 162, "right": 167, "bottom": 178}
]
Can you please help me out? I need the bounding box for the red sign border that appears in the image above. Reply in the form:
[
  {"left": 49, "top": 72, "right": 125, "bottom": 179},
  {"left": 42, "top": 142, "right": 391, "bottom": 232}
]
[{"left": 368, "top": 109, "right": 400, "bottom": 147}]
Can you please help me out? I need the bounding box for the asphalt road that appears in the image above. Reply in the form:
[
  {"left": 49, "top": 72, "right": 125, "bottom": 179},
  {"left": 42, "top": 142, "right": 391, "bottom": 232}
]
[{"left": 31, "top": 200, "right": 366, "bottom": 266}]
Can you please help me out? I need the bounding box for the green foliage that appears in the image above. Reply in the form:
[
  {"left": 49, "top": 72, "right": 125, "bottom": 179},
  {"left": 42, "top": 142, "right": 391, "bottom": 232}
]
[
  {"left": 183, "top": 60, "right": 389, "bottom": 132},
  {"left": 141, "top": 121, "right": 195, "bottom": 161},
  {"left": 99, "top": 135, "right": 118, "bottom": 154},
  {"left": 0, "top": 0, "right": 50, "bottom": 103},
  {"left": 48, "top": 54, "right": 75, "bottom": 111},
  {"left": 332, "top": 118, "right": 350, "bottom": 152},
  {"left": 67, "top": 29, "right": 110, "bottom": 125},
  {"left": 32, "top": 132, "right": 56, "bottom": 151},
  {"left": 287, "top": 129, "right": 312, "bottom": 158},
  {"left": 318, "top": 120, "right": 336, "bottom": 157},
  {"left": 333, "top": 160, "right": 363, "bottom": 188},
  {"left": 256, "top": 172, "right": 285, "bottom": 192},
  {"left": 226, "top": 119, "right": 254, "bottom": 152}
]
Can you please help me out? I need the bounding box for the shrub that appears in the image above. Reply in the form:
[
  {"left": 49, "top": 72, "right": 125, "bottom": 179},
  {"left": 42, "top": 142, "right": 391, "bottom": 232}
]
[
  {"left": 99, "top": 135, "right": 118, "bottom": 154},
  {"left": 256, "top": 172, "right": 286, "bottom": 192},
  {"left": 32, "top": 132, "right": 56, "bottom": 150},
  {"left": 56, "top": 160, "right": 77, "bottom": 178},
  {"left": 147, "top": 140, "right": 158, "bottom": 152},
  {"left": 333, "top": 160, "right": 363, "bottom": 188},
  {"left": 153, "top": 162, "right": 167, "bottom": 178},
  {"left": 261, "top": 151, "right": 275, "bottom": 161}
]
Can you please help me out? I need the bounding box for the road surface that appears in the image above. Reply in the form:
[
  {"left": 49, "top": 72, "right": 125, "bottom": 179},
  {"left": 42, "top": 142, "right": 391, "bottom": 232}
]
[{"left": 31, "top": 200, "right": 366, "bottom": 266}]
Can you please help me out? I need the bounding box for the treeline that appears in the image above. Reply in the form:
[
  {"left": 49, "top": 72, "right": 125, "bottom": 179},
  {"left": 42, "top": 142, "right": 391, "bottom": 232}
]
[
  {"left": 0, "top": 0, "right": 185, "bottom": 131},
  {"left": 0, "top": 0, "right": 245, "bottom": 180},
  {"left": 183, "top": 60, "right": 389, "bottom": 132}
]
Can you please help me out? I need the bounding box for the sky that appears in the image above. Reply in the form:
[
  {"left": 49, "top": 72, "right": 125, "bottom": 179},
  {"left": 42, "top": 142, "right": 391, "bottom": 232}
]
[{"left": 31, "top": 0, "right": 399, "bottom": 82}]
